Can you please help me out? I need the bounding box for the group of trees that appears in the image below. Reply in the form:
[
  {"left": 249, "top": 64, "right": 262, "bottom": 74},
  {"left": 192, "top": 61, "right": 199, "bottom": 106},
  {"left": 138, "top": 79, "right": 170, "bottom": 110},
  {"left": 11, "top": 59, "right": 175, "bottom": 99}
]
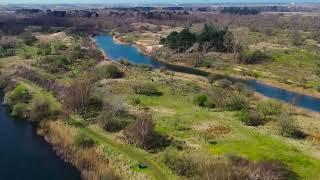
[
  {"left": 221, "top": 7, "right": 260, "bottom": 15},
  {"left": 161, "top": 24, "right": 230, "bottom": 53}
]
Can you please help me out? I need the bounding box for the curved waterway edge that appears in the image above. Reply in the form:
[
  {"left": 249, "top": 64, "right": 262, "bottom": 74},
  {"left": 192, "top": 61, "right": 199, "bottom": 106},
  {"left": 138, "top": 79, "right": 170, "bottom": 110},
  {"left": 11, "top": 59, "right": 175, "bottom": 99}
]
[
  {"left": 95, "top": 35, "right": 320, "bottom": 112},
  {"left": 0, "top": 95, "right": 81, "bottom": 180}
]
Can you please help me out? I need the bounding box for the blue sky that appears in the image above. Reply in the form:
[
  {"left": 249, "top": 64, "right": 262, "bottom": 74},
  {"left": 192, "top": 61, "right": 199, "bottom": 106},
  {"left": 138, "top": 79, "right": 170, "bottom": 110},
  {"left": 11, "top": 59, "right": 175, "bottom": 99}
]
[{"left": 1, "top": 0, "right": 320, "bottom": 4}]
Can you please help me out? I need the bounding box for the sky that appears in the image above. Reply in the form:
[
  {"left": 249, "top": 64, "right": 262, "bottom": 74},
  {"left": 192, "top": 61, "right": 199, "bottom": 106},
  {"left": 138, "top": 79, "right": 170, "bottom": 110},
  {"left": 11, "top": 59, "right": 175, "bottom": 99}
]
[{"left": 1, "top": 0, "right": 320, "bottom": 4}]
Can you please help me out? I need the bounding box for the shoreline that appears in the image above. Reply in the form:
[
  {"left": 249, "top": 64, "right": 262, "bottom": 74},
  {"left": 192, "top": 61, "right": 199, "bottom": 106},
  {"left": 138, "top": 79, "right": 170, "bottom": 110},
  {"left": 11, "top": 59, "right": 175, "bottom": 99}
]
[
  {"left": 89, "top": 35, "right": 110, "bottom": 61},
  {"left": 112, "top": 34, "right": 320, "bottom": 100},
  {"left": 37, "top": 120, "right": 120, "bottom": 180},
  {"left": 93, "top": 33, "right": 320, "bottom": 112}
]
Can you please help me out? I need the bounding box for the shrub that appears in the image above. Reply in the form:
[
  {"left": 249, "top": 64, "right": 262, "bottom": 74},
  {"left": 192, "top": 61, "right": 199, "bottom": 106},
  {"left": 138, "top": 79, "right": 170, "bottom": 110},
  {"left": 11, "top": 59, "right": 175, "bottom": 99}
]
[
  {"left": 278, "top": 111, "right": 306, "bottom": 139},
  {"left": 39, "top": 55, "right": 71, "bottom": 73},
  {"left": 98, "top": 64, "right": 123, "bottom": 79},
  {"left": 132, "top": 83, "right": 161, "bottom": 96},
  {"left": 240, "top": 50, "right": 271, "bottom": 64},
  {"left": 257, "top": 100, "right": 283, "bottom": 117},
  {"left": 30, "top": 95, "right": 60, "bottom": 122},
  {"left": 160, "top": 66, "right": 168, "bottom": 73},
  {"left": 207, "top": 74, "right": 224, "bottom": 84},
  {"left": 97, "top": 97, "right": 130, "bottom": 132},
  {"left": 11, "top": 103, "right": 29, "bottom": 119},
  {"left": 193, "top": 94, "right": 208, "bottom": 107},
  {"left": 53, "top": 41, "right": 68, "bottom": 51},
  {"left": 208, "top": 87, "right": 230, "bottom": 108},
  {"left": 227, "top": 92, "right": 249, "bottom": 111},
  {"left": 99, "top": 116, "right": 129, "bottom": 132},
  {"left": 87, "top": 47, "right": 103, "bottom": 60},
  {"left": 129, "top": 96, "right": 142, "bottom": 106},
  {"left": 68, "top": 45, "right": 84, "bottom": 61},
  {"left": 37, "top": 43, "right": 52, "bottom": 56},
  {"left": 162, "top": 151, "right": 198, "bottom": 177},
  {"left": 0, "top": 36, "right": 17, "bottom": 57},
  {"left": 119, "top": 59, "right": 132, "bottom": 66},
  {"left": 4, "top": 84, "right": 31, "bottom": 106},
  {"left": 97, "top": 109, "right": 129, "bottom": 132},
  {"left": 74, "top": 133, "right": 96, "bottom": 148},
  {"left": 21, "top": 32, "right": 37, "bottom": 46},
  {"left": 215, "top": 79, "right": 232, "bottom": 88},
  {"left": 135, "top": 64, "right": 152, "bottom": 71},
  {"left": 232, "top": 82, "right": 253, "bottom": 97},
  {"left": 240, "top": 109, "right": 265, "bottom": 126}
]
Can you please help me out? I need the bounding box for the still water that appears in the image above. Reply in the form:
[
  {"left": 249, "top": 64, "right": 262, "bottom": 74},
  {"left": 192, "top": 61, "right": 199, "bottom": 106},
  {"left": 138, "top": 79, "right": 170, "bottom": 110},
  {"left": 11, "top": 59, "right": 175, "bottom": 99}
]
[
  {"left": 95, "top": 35, "right": 320, "bottom": 112},
  {"left": 0, "top": 97, "right": 81, "bottom": 180}
]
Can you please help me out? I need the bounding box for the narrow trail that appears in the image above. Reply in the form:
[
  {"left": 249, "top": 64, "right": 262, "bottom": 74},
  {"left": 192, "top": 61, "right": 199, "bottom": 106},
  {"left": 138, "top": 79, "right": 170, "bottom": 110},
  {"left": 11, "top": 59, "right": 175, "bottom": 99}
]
[{"left": 78, "top": 124, "right": 175, "bottom": 180}]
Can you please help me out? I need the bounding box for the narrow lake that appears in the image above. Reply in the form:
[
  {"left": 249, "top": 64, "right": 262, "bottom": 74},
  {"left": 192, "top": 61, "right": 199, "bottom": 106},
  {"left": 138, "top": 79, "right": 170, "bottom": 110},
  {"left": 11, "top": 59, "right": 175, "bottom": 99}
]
[
  {"left": 95, "top": 35, "right": 320, "bottom": 112},
  {"left": 0, "top": 96, "right": 81, "bottom": 180}
]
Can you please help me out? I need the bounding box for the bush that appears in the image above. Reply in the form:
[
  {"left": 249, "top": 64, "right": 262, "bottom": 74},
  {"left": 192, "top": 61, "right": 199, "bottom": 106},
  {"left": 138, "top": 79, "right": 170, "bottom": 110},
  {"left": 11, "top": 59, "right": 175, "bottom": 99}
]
[
  {"left": 232, "top": 82, "right": 253, "bottom": 97},
  {"left": 4, "top": 84, "right": 31, "bottom": 106},
  {"left": 135, "top": 64, "right": 152, "bottom": 71},
  {"left": 132, "top": 83, "right": 161, "bottom": 96},
  {"left": 97, "top": 110, "right": 129, "bottom": 132},
  {"left": 37, "top": 43, "right": 52, "bottom": 56},
  {"left": 240, "top": 50, "right": 271, "bottom": 64},
  {"left": 227, "top": 92, "right": 249, "bottom": 111},
  {"left": 68, "top": 45, "right": 84, "bottom": 61},
  {"left": 129, "top": 96, "right": 142, "bottom": 106},
  {"left": 11, "top": 103, "right": 29, "bottom": 119},
  {"left": 119, "top": 59, "right": 132, "bottom": 66},
  {"left": 21, "top": 32, "right": 37, "bottom": 46},
  {"left": 98, "top": 64, "right": 123, "bottom": 79},
  {"left": 257, "top": 100, "right": 283, "bottom": 117},
  {"left": 193, "top": 94, "right": 208, "bottom": 107},
  {"left": 278, "top": 111, "right": 306, "bottom": 139},
  {"left": 39, "top": 55, "right": 71, "bottom": 73},
  {"left": 30, "top": 95, "right": 60, "bottom": 122},
  {"left": 208, "top": 87, "right": 230, "bottom": 108},
  {"left": 215, "top": 79, "right": 232, "bottom": 88},
  {"left": 240, "top": 109, "right": 265, "bottom": 126},
  {"left": 74, "top": 133, "right": 96, "bottom": 148},
  {"left": 53, "top": 41, "right": 68, "bottom": 51},
  {"left": 162, "top": 151, "right": 198, "bottom": 177},
  {"left": 207, "top": 74, "right": 224, "bottom": 84}
]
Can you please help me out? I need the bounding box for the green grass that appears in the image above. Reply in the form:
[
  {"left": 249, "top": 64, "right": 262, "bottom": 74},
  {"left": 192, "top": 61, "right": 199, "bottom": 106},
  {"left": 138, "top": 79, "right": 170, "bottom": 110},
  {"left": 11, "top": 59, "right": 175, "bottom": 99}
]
[
  {"left": 209, "top": 120, "right": 320, "bottom": 179},
  {"left": 133, "top": 83, "right": 320, "bottom": 180},
  {"left": 69, "top": 116, "right": 176, "bottom": 180}
]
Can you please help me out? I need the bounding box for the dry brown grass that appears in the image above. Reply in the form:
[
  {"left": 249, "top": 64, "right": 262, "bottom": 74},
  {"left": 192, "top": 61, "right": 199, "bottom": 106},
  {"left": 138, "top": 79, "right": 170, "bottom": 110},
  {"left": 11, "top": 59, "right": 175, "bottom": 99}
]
[
  {"left": 36, "top": 32, "right": 74, "bottom": 45},
  {"left": 37, "top": 120, "right": 120, "bottom": 180}
]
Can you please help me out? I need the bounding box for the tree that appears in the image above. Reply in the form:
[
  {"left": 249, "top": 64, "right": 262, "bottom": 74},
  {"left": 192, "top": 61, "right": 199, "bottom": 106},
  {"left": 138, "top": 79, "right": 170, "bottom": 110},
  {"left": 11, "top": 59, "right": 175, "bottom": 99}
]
[
  {"left": 64, "top": 79, "right": 92, "bottom": 115},
  {"left": 164, "top": 28, "right": 196, "bottom": 52},
  {"left": 228, "top": 28, "right": 249, "bottom": 63},
  {"left": 124, "top": 113, "right": 155, "bottom": 149}
]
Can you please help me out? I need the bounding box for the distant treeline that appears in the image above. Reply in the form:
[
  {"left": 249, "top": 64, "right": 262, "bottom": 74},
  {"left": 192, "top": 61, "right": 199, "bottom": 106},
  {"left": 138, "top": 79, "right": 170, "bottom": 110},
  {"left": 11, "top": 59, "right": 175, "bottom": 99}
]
[{"left": 221, "top": 7, "right": 260, "bottom": 15}]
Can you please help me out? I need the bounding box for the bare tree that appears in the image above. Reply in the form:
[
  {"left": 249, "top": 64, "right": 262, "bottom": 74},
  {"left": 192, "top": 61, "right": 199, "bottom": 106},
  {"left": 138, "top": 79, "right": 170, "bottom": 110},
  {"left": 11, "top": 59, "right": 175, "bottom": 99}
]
[
  {"left": 64, "top": 79, "right": 92, "bottom": 115},
  {"left": 227, "top": 28, "right": 249, "bottom": 63},
  {"left": 124, "top": 113, "right": 155, "bottom": 149}
]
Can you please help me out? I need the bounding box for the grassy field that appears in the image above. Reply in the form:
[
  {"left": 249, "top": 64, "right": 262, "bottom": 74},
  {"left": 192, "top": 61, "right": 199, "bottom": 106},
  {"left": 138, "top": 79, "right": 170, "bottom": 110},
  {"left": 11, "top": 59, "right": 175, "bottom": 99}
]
[
  {"left": 1, "top": 29, "right": 320, "bottom": 179},
  {"left": 101, "top": 68, "right": 320, "bottom": 179}
]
